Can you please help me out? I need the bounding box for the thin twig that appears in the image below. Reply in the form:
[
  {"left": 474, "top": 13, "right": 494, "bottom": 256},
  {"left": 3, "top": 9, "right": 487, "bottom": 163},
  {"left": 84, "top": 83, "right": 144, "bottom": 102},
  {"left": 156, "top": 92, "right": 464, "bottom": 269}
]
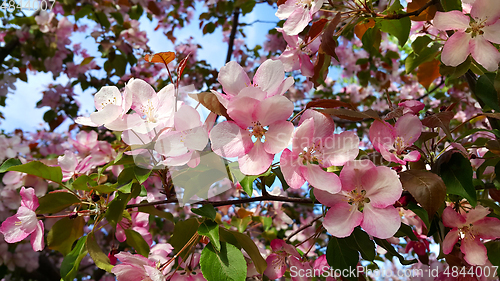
[{"left": 285, "top": 215, "right": 322, "bottom": 242}]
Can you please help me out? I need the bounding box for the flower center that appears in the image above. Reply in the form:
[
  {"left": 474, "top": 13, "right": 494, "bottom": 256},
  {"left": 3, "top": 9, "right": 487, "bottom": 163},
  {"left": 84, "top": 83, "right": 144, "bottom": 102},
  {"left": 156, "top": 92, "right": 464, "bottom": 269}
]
[
  {"left": 459, "top": 224, "right": 475, "bottom": 240},
  {"left": 347, "top": 189, "right": 370, "bottom": 211},
  {"left": 296, "top": 0, "right": 312, "bottom": 9},
  {"left": 300, "top": 144, "right": 322, "bottom": 165},
  {"left": 248, "top": 121, "right": 267, "bottom": 140},
  {"left": 467, "top": 19, "right": 486, "bottom": 38}
]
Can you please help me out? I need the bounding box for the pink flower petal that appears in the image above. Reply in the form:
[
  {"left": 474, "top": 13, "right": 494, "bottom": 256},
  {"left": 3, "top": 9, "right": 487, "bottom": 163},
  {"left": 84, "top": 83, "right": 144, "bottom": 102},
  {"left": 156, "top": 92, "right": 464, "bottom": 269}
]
[
  {"left": 461, "top": 237, "right": 488, "bottom": 265},
  {"left": 362, "top": 166, "right": 402, "bottom": 208},
  {"left": 474, "top": 217, "right": 500, "bottom": 239},
  {"left": 395, "top": 114, "right": 422, "bottom": 147},
  {"left": 299, "top": 53, "right": 315, "bottom": 77},
  {"left": 283, "top": 7, "right": 310, "bottom": 35},
  {"left": 442, "top": 206, "right": 467, "bottom": 228},
  {"left": 471, "top": 0, "right": 500, "bottom": 25},
  {"left": 105, "top": 114, "right": 144, "bottom": 131},
  {"left": 90, "top": 104, "right": 123, "bottom": 126},
  {"left": 402, "top": 150, "right": 421, "bottom": 162},
  {"left": 227, "top": 96, "right": 259, "bottom": 128},
  {"left": 361, "top": 204, "right": 401, "bottom": 239},
  {"left": 300, "top": 109, "right": 335, "bottom": 140},
  {"left": 30, "top": 220, "right": 44, "bottom": 251},
  {"left": 94, "top": 86, "right": 122, "bottom": 111},
  {"left": 255, "top": 95, "right": 294, "bottom": 126},
  {"left": 465, "top": 205, "right": 490, "bottom": 224},
  {"left": 441, "top": 31, "right": 472, "bottom": 67},
  {"left": 268, "top": 77, "right": 295, "bottom": 97},
  {"left": 264, "top": 254, "right": 286, "bottom": 279},
  {"left": 442, "top": 228, "right": 460, "bottom": 254},
  {"left": 237, "top": 86, "right": 267, "bottom": 100},
  {"left": 280, "top": 149, "right": 306, "bottom": 189},
  {"left": 218, "top": 61, "right": 251, "bottom": 96},
  {"left": 323, "top": 202, "right": 363, "bottom": 238},
  {"left": 321, "top": 131, "right": 360, "bottom": 167},
  {"left": 20, "top": 187, "right": 39, "bottom": 211},
  {"left": 175, "top": 105, "right": 202, "bottom": 131},
  {"left": 115, "top": 252, "right": 152, "bottom": 266},
  {"left": 264, "top": 121, "right": 294, "bottom": 154},
  {"left": 292, "top": 118, "right": 314, "bottom": 154},
  {"left": 314, "top": 188, "right": 347, "bottom": 207},
  {"left": 143, "top": 265, "right": 165, "bottom": 281},
  {"left": 275, "top": 1, "right": 297, "bottom": 20},
  {"left": 340, "top": 160, "right": 375, "bottom": 192},
  {"left": 253, "top": 59, "right": 285, "bottom": 95},
  {"left": 238, "top": 141, "right": 274, "bottom": 175},
  {"left": 482, "top": 20, "right": 500, "bottom": 44},
  {"left": 433, "top": 11, "right": 470, "bottom": 31},
  {"left": 127, "top": 78, "right": 159, "bottom": 115},
  {"left": 470, "top": 35, "right": 500, "bottom": 72},
  {"left": 210, "top": 121, "right": 253, "bottom": 158},
  {"left": 0, "top": 206, "right": 37, "bottom": 243},
  {"left": 300, "top": 164, "right": 341, "bottom": 194}
]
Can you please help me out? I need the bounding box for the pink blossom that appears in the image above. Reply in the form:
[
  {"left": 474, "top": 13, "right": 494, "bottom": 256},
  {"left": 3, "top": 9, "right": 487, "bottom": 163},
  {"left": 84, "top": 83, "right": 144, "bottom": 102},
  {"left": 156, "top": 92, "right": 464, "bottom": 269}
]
[
  {"left": 277, "top": 28, "right": 319, "bottom": 77},
  {"left": 0, "top": 187, "right": 44, "bottom": 251},
  {"left": 264, "top": 239, "right": 301, "bottom": 279},
  {"left": 275, "top": 0, "right": 325, "bottom": 35},
  {"left": 315, "top": 160, "right": 402, "bottom": 239},
  {"left": 433, "top": 0, "right": 500, "bottom": 71},
  {"left": 281, "top": 109, "right": 359, "bottom": 192},
  {"left": 213, "top": 59, "right": 294, "bottom": 108},
  {"left": 442, "top": 205, "right": 500, "bottom": 265},
  {"left": 369, "top": 114, "right": 422, "bottom": 165},
  {"left": 168, "top": 253, "right": 206, "bottom": 281},
  {"left": 210, "top": 95, "right": 294, "bottom": 175},
  {"left": 116, "top": 211, "right": 152, "bottom": 246},
  {"left": 398, "top": 100, "right": 425, "bottom": 115},
  {"left": 111, "top": 251, "right": 165, "bottom": 281}
]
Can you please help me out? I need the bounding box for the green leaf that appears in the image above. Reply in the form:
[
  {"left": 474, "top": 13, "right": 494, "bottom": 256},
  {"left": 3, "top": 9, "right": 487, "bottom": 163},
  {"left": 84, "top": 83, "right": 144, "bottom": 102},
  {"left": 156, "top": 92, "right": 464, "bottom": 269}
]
[
  {"left": 199, "top": 220, "right": 220, "bottom": 251},
  {"left": 374, "top": 238, "right": 418, "bottom": 265},
  {"left": 407, "top": 201, "right": 431, "bottom": 229},
  {"left": 5, "top": 160, "right": 63, "bottom": 184},
  {"left": 485, "top": 241, "right": 500, "bottom": 270},
  {"left": 272, "top": 167, "right": 290, "bottom": 190},
  {"left": 47, "top": 217, "right": 85, "bottom": 256},
  {"left": 95, "top": 11, "right": 110, "bottom": 29},
  {"left": 326, "top": 237, "right": 359, "bottom": 281},
  {"left": 71, "top": 175, "right": 96, "bottom": 191},
  {"left": 92, "top": 184, "right": 117, "bottom": 194},
  {"left": 219, "top": 228, "right": 267, "bottom": 274},
  {"left": 134, "top": 166, "right": 151, "bottom": 184},
  {"left": 361, "top": 27, "right": 382, "bottom": 56},
  {"left": 441, "top": 0, "right": 462, "bottom": 11},
  {"left": 230, "top": 216, "right": 252, "bottom": 233},
  {"left": 137, "top": 205, "right": 174, "bottom": 221},
  {"left": 405, "top": 43, "right": 441, "bottom": 73},
  {"left": 476, "top": 74, "right": 500, "bottom": 112},
  {"left": 87, "top": 232, "right": 114, "bottom": 272},
  {"left": 124, "top": 229, "right": 150, "bottom": 257},
  {"left": 394, "top": 223, "right": 419, "bottom": 241},
  {"left": 0, "top": 158, "right": 22, "bottom": 173},
  {"left": 399, "top": 170, "right": 447, "bottom": 219},
  {"left": 379, "top": 17, "right": 411, "bottom": 46},
  {"left": 412, "top": 36, "right": 432, "bottom": 54},
  {"left": 439, "top": 56, "right": 472, "bottom": 79},
  {"left": 239, "top": 169, "right": 272, "bottom": 196},
  {"left": 105, "top": 191, "right": 130, "bottom": 227},
  {"left": 344, "top": 227, "right": 376, "bottom": 261},
  {"left": 440, "top": 153, "right": 477, "bottom": 206},
  {"left": 170, "top": 218, "right": 200, "bottom": 254},
  {"left": 60, "top": 236, "right": 88, "bottom": 281},
  {"left": 37, "top": 192, "right": 81, "bottom": 214},
  {"left": 192, "top": 204, "right": 217, "bottom": 220},
  {"left": 200, "top": 242, "right": 247, "bottom": 281}
]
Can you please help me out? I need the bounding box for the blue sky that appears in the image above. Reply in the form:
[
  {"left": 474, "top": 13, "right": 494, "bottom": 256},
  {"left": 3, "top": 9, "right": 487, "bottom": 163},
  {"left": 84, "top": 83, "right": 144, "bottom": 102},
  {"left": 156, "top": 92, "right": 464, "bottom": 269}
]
[{"left": 0, "top": 1, "right": 278, "bottom": 133}]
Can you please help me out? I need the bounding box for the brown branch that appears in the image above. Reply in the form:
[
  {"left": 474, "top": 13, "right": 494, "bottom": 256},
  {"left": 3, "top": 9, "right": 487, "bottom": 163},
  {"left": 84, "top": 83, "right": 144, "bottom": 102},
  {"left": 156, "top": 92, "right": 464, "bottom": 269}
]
[
  {"left": 126, "top": 195, "right": 316, "bottom": 209},
  {"left": 225, "top": 8, "right": 240, "bottom": 63},
  {"left": 285, "top": 215, "right": 323, "bottom": 242},
  {"left": 383, "top": 0, "right": 438, "bottom": 19}
]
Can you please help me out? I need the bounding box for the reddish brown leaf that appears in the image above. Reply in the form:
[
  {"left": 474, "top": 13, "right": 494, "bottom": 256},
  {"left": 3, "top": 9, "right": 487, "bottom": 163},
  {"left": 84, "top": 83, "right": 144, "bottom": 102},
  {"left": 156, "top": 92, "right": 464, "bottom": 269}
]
[
  {"left": 177, "top": 54, "right": 190, "bottom": 79},
  {"left": 407, "top": 0, "right": 437, "bottom": 21},
  {"left": 320, "top": 12, "right": 341, "bottom": 62},
  {"left": 277, "top": 0, "right": 287, "bottom": 6},
  {"left": 486, "top": 140, "right": 500, "bottom": 155},
  {"left": 189, "top": 92, "right": 231, "bottom": 120},
  {"left": 144, "top": 52, "right": 176, "bottom": 67},
  {"left": 399, "top": 170, "right": 446, "bottom": 220},
  {"left": 354, "top": 18, "right": 375, "bottom": 40},
  {"left": 307, "top": 18, "right": 329, "bottom": 43},
  {"left": 147, "top": 1, "right": 161, "bottom": 16},
  {"left": 417, "top": 59, "right": 441, "bottom": 89},
  {"left": 318, "top": 108, "right": 381, "bottom": 121},
  {"left": 117, "top": 0, "right": 131, "bottom": 7},
  {"left": 421, "top": 111, "right": 454, "bottom": 139},
  {"left": 311, "top": 51, "right": 329, "bottom": 87},
  {"left": 306, "top": 99, "right": 355, "bottom": 110}
]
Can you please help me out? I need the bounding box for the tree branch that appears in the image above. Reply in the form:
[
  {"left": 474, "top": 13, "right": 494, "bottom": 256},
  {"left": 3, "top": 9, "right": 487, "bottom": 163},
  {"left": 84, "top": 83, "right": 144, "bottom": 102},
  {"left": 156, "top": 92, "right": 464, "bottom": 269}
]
[
  {"left": 285, "top": 215, "right": 323, "bottom": 242},
  {"left": 126, "top": 195, "right": 316, "bottom": 209},
  {"left": 225, "top": 8, "right": 240, "bottom": 63}
]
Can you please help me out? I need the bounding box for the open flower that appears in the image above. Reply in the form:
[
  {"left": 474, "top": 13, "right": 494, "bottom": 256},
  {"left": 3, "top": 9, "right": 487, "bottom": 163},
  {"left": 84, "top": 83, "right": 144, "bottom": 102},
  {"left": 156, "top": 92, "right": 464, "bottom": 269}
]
[
  {"left": 442, "top": 205, "right": 500, "bottom": 265},
  {"left": 314, "top": 160, "right": 402, "bottom": 239},
  {"left": 369, "top": 114, "right": 422, "bottom": 165},
  {"left": 111, "top": 251, "right": 165, "bottom": 281},
  {"left": 281, "top": 109, "right": 359, "bottom": 193},
  {"left": 0, "top": 187, "right": 44, "bottom": 251},
  {"left": 433, "top": 0, "right": 500, "bottom": 71},
  {"left": 275, "top": 0, "right": 325, "bottom": 35},
  {"left": 264, "top": 239, "right": 301, "bottom": 280},
  {"left": 277, "top": 28, "right": 320, "bottom": 77}
]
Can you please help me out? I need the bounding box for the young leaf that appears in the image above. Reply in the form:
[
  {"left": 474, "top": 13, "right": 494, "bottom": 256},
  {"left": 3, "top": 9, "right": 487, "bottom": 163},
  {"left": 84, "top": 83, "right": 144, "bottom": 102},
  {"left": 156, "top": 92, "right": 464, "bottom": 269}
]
[
  {"left": 379, "top": 17, "right": 411, "bottom": 46},
  {"left": 144, "top": 51, "right": 175, "bottom": 65},
  {"left": 306, "top": 99, "right": 355, "bottom": 110},
  {"left": 189, "top": 91, "right": 231, "bottom": 120},
  {"left": 200, "top": 242, "right": 247, "bottom": 281},
  {"left": 87, "top": 232, "right": 114, "bottom": 272},
  {"left": 47, "top": 217, "right": 85, "bottom": 256},
  {"left": 440, "top": 153, "right": 477, "bottom": 206},
  {"left": 37, "top": 192, "right": 81, "bottom": 214},
  {"left": 407, "top": 0, "right": 437, "bottom": 21},
  {"left": 124, "top": 229, "right": 150, "bottom": 257},
  {"left": 192, "top": 204, "right": 217, "bottom": 220},
  {"left": 320, "top": 12, "right": 341, "bottom": 61},
  {"left": 319, "top": 108, "right": 381, "bottom": 121},
  {"left": 399, "top": 170, "right": 446, "bottom": 219},
  {"left": 198, "top": 220, "right": 220, "bottom": 251},
  {"left": 60, "top": 236, "right": 88, "bottom": 281},
  {"left": 417, "top": 59, "right": 441, "bottom": 89},
  {"left": 421, "top": 111, "right": 454, "bottom": 140}
]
